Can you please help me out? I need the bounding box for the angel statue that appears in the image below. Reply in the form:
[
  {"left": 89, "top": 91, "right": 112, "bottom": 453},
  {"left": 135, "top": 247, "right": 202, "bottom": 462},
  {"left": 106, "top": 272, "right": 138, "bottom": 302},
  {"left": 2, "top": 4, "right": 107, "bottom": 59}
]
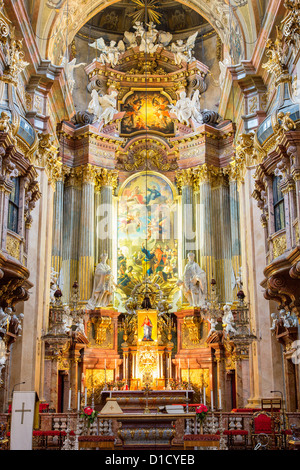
[
  {"left": 177, "top": 252, "right": 207, "bottom": 307},
  {"left": 61, "top": 57, "right": 86, "bottom": 93},
  {"left": 86, "top": 254, "right": 115, "bottom": 309},
  {"left": 89, "top": 37, "right": 125, "bottom": 67},
  {"left": 170, "top": 32, "right": 198, "bottom": 66},
  {"left": 222, "top": 304, "right": 237, "bottom": 336},
  {"left": 87, "top": 89, "right": 118, "bottom": 125},
  {"left": 88, "top": 89, "right": 102, "bottom": 121},
  {"left": 139, "top": 22, "right": 159, "bottom": 53},
  {"left": 98, "top": 90, "right": 119, "bottom": 125},
  {"left": 169, "top": 90, "right": 203, "bottom": 125}
]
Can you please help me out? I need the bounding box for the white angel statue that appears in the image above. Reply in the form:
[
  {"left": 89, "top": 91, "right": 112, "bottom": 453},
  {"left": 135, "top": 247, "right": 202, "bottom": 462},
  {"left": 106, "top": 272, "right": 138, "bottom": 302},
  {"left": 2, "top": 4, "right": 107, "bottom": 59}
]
[
  {"left": 169, "top": 91, "right": 192, "bottom": 124},
  {"left": 170, "top": 32, "right": 198, "bottom": 66},
  {"left": 169, "top": 90, "right": 202, "bottom": 125},
  {"left": 222, "top": 304, "right": 237, "bottom": 336},
  {"left": 88, "top": 89, "right": 118, "bottom": 125},
  {"left": 98, "top": 90, "right": 118, "bottom": 125},
  {"left": 158, "top": 30, "right": 173, "bottom": 48},
  {"left": 139, "top": 22, "right": 159, "bottom": 53},
  {"left": 124, "top": 31, "right": 138, "bottom": 49},
  {"left": 61, "top": 57, "right": 86, "bottom": 93},
  {"left": 89, "top": 38, "right": 125, "bottom": 67},
  {"left": 88, "top": 89, "right": 103, "bottom": 121},
  {"left": 190, "top": 89, "right": 203, "bottom": 124}
]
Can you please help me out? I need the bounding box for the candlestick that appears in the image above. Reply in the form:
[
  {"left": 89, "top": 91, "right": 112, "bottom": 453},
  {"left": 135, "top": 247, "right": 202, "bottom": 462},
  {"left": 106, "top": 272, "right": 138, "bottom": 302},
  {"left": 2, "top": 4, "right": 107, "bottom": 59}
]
[{"left": 68, "top": 388, "right": 71, "bottom": 410}]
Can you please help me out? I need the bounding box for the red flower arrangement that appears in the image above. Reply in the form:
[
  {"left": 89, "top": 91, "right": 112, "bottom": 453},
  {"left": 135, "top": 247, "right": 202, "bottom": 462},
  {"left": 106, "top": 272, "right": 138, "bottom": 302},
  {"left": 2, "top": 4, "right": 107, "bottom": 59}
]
[
  {"left": 80, "top": 406, "right": 98, "bottom": 427},
  {"left": 196, "top": 404, "right": 208, "bottom": 425}
]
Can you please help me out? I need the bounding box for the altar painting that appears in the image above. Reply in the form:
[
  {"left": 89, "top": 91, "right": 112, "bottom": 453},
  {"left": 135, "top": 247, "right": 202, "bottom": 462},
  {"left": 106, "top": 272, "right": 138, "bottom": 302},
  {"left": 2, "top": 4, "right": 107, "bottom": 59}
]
[
  {"left": 120, "top": 91, "right": 175, "bottom": 136},
  {"left": 117, "top": 173, "right": 178, "bottom": 294},
  {"left": 138, "top": 310, "right": 158, "bottom": 343}
]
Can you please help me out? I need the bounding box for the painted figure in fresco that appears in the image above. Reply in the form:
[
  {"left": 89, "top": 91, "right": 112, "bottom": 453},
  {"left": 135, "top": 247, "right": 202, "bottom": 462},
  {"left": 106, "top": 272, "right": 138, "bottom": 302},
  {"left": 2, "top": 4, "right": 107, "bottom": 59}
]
[
  {"left": 142, "top": 315, "right": 153, "bottom": 341},
  {"left": 86, "top": 254, "right": 115, "bottom": 309},
  {"left": 146, "top": 185, "right": 162, "bottom": 204},
  {"left": 141, "top": 242, "right": 156, "bottom": 276},
  {"left": 178, "top": 252, "right": 207, "bottom": 307}
]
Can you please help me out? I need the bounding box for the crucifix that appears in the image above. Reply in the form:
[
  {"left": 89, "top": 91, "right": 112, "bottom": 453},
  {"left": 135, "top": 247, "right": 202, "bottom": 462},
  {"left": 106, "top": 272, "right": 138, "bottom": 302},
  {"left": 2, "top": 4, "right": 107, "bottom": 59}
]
[{"left": 15, "top": 402, "right": 32, "bottom": 424}]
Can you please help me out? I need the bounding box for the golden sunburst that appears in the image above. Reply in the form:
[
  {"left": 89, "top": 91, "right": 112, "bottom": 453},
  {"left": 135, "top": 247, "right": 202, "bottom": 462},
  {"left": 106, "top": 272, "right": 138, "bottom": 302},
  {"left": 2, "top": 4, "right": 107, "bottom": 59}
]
[{"left": 129, "top": 0, "right": 163, "bottom": 25}]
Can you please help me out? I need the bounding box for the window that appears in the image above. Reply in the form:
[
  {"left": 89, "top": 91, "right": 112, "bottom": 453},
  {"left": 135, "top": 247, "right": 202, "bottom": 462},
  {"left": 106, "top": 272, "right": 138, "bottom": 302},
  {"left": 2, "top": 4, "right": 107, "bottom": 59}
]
[
  {"left": 7, "top": 177, "right": 20, "bottom": 233},
  {"left": 273, "top": 176, "right": 285, "bottom": 232}
]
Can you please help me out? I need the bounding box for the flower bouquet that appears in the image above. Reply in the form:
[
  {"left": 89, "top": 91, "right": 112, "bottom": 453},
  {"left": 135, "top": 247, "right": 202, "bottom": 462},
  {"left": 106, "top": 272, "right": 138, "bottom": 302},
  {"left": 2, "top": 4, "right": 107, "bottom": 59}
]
[
  {"left": 80, "top": 406, "right": 98, "bottom": 429},
  {"left": 195, "top": 404, "right": 208, "bottom": 434}
]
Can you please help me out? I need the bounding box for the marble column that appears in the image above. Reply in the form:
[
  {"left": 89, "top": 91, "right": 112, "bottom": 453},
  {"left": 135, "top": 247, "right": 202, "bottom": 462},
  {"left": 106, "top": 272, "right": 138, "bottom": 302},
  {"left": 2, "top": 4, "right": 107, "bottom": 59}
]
[
  {"left": 211, "top": 180, "right": 232, "bottom": 302},
  {"left": 181, "top": 182, "right": 195, "bottom": 259},
  {"left": 229, "top": 180, "right": 241, "bottom": 295},
  {"left": 78, "top": 166, "right": 95, "bottom": 302},
  {"left": 95, "top": 170, "right": 118, "bottom": 265},
  {"left": 51, "top": 178, "right": 64, "bottom": 276},
  {"left": 197, "top": 180, "right": 215, "bottom": 295},
  {"left": 62, "top": 169, "right": 82, "bottom": 303}
]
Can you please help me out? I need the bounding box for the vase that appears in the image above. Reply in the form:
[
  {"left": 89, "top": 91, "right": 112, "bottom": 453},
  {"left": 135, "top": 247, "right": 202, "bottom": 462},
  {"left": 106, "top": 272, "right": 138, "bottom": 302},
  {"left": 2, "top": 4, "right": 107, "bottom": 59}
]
[{"left": 199, "top": 421, "right": 204, "bottom": 435}]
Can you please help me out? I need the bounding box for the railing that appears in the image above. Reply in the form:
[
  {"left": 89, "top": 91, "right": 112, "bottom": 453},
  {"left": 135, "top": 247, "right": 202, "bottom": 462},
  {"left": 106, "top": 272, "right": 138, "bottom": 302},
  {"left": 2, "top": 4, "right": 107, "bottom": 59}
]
[{"left": 0, "top": 411, "right": 299, "bottom": 449}]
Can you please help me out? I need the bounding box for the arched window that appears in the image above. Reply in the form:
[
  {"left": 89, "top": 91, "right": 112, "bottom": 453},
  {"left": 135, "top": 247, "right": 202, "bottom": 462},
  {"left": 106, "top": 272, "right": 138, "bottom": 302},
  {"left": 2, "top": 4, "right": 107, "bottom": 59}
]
[
  {"left": 273, "top": 176, "right": 285, "bottom": 232},
  {"left": 7, "top": 177, "right": 20, "bottom": 233}
]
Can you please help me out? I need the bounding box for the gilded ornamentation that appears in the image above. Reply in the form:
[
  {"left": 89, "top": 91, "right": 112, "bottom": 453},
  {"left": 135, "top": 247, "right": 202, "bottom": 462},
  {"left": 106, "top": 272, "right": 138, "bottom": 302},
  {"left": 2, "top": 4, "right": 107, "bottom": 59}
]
[
  {"left": 0, "top": 30, "right": 29, "bottom": 85},
  {"left": 272, "top": 234, "right": 287, "bottom": 259},
  {"left": 36, "top": 133, "right": 62, "bottom": 184},
  {"left": 122, "top": 148, "right": 177, "bottom": 172},
  {"left": 89, "top": 316, "right": 112, "bottom": 346},
  {"left": 94, "top": 168, "right": 118, "bottom": 191},
  {"left": 183, "top": 316, "right": 201, "bottom": 344},
  {"left": 282, "top": 0, "right": 300, "bottom": 51},
  {"left": 262, "top": 25, "right": 287, "bottom": 80},
  {"left": 6, "top": 234, "right": 20, "bottom": 259}
]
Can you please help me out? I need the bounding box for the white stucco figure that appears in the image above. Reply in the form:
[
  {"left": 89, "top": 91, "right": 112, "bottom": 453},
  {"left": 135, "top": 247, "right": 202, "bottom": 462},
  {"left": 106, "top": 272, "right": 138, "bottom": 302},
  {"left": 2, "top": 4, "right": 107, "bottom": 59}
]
[
  {"left": 177, "top": 252, "right": 207, "bottom": 307},
  {"left": 170, "top": 32, "right": 198, "bottom": 65},
  {"left": 86, "top": 254, "right": 115, "bottom": 309},
  {"left": 98, "top": 90, "right": 118, "bottom": 125},
  {"left": 61, "top": 58, "right": 86, "bottom": 93},
  {"left": 222, "top": 304, "right": 237, "bottom": 336},
  {"left": 88, "top": 89, "right": 102, "bottom": 121},
  {"left": 207, "top": 317, "right": 217, "bottom": 338},
  {"left": 270, "top": 311, "right": 280, "bottom": 331},
  {"left": 169, "top": 90, "right": 202, "bottom": 125},
  {"left": 89, "top": 37, "right": 125, "bottom": 67},
  {"left": 88, "top": 89, "right": 118, "bottom": 124}
]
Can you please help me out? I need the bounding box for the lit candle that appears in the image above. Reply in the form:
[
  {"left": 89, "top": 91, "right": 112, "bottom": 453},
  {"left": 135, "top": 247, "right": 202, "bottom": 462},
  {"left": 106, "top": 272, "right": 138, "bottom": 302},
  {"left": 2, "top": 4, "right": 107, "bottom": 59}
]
[
  {"left": 219, "top": 389, "right": 222, "bottom": 410},
  {"left": 203, "top": 387, "right": 206, "bottom": 405},
  {"left": 84, "top": 387, "right": 87, "bottom": 406},
  {"left": 211, "top": 390, "right": 214, "bottom": 410},
  {"left": 68, "top": 388, "right": 71, "bottom": 410}
]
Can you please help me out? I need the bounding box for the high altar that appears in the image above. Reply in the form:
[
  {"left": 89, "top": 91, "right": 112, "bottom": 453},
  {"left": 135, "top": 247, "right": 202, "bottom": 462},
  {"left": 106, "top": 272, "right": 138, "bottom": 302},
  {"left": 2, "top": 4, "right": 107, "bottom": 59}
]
[{"left": 43, "top": 21, "right": 251, "bottom": 413}]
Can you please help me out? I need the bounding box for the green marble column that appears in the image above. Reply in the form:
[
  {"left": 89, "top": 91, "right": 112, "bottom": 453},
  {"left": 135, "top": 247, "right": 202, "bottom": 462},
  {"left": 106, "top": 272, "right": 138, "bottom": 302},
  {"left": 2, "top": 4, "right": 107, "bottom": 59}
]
[
  {"left": 78, "top": 165, "right": 95, "bottom": 302},
  {"left": 51, "top": 178, "right": 64, "bottom": 276},
  {"left": 62, "top": 168, "right": 82, "bottom": 302}
]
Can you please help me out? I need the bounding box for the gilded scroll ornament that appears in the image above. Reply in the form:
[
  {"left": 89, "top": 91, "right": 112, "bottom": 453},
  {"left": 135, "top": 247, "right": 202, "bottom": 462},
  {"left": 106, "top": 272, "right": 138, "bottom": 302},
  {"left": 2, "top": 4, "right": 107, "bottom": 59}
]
[{"left": 272, "top": 235, "right": 287, "bottom": 259}]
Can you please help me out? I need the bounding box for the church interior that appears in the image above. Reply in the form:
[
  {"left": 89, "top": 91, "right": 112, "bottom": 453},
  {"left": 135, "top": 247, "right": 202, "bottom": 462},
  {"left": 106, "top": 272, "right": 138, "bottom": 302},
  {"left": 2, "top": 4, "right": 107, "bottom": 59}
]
[{"left": 0, "top": 0, "right": 300, "bottom": 451}]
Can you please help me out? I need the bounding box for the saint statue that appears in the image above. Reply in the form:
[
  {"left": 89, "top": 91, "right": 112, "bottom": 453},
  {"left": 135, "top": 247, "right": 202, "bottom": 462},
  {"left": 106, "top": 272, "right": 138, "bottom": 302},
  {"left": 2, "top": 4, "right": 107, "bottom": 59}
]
[
  {"left": 142, "top": 315, "right": 153, "bottom": 341},
  {"left": 178, "top": 252, "right": 207, "bottom": 307},
  {"left": 86, "top": 254, "right": 115, "bottom": 309}
]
